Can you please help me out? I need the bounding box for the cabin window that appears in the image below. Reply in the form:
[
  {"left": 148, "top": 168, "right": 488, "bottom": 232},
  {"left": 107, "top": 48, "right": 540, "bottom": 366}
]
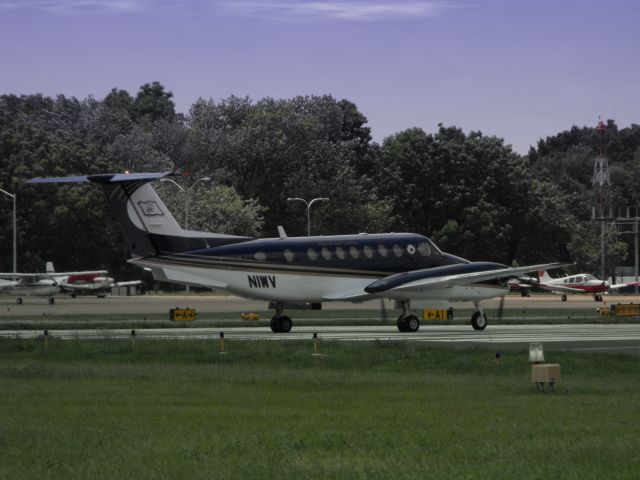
[
  {"left": 363, "top": 245, "right": 374, "bottom": 259},
  {"left": 393, "top": 244, "right": 403, "bottom": 257},
  {"left": 307, "top": 248, "right": 318, "bottom": 261},
  {"left": 378, "top": 244, "right": 388, "bottom": 257},
  {"left": 417, "top": 242, "right": 431, "bottom": 256},
  {"left": 406, "top": 244, "right": 416, "bottom": 255},
  {"left": 254, "top": 252, "right": 267, "bottom": 261},
  {"left": 284, "top": 249, "right": 295, "bottom": 262},
  {"left": 569, "top": 277, "right": 575, "bottom": 284},
  {"left": 350, "top": 246, "right": 360, "bottom": 259},
  {"left": 321, "top": 247, "right": 332, "bottom": 260},
  {"left": 336, "top": 246, "right": 346, "bottom": 260}
]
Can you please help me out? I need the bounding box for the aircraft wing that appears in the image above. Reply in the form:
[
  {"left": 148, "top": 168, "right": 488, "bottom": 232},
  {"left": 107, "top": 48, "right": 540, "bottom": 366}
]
[
  {"left": 608, "top": 281, "right": 640, "bottom": 291},
  {"left": 365, "top": 260, "right": 573, "bottom": 294},
  {"left": 60, "top": 283, "right": 93, "bottom": 292},
  {"left": 322, "top": 290, "right": 373, "bottom": 301},
  {"left": 535, "top": 284, "right": 586, "bottom": 294},
  {"left": 0, "top": 278, "right": 18, "bottom": 289},
  {"left": 0, "top": 273, "right": 41, "bottom": 278},
  {"left": 114, "top": 280, "right": 143, "bottom": 287},
  {"left": 53, "top": 270, "right": 109, "bottom": 277}
]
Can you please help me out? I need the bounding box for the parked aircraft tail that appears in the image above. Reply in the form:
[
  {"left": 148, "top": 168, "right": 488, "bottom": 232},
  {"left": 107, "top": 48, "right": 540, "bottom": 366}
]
[
  {"left": 538, "top": 270, "right": 554, "bottom": 283},
  {"left": 28, "top": 172, "right": 251, "bottom": 257}
]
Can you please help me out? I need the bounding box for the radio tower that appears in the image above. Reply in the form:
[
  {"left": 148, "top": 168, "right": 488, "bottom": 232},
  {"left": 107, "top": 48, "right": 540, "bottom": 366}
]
[{"left": 592, "top": 119, "right": 610, "bottom": 279}]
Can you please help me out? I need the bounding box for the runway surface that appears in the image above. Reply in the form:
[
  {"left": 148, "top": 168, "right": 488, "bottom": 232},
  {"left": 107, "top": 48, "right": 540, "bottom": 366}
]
[
  {"left": 3, "top": 324, "right": 640, "bottom": 350},
  {"left": 1, "top": 293, "right": 638, "bottom": 317}
]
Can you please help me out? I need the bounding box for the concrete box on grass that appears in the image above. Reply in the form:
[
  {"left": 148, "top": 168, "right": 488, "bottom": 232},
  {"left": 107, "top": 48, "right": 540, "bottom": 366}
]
[{"left": 531, "top": 364, "right": 561, "bottom": 383}]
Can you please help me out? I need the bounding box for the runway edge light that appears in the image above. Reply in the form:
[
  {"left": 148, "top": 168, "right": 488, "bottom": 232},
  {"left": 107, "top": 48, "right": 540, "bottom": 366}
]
[{"left": 529, "top": 343, "right": 544, "bottom": 363}]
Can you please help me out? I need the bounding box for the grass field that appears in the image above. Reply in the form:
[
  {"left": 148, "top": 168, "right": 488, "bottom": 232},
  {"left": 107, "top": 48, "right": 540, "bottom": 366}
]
[{"left": 1, "top": 339, "right": 640, "bottom": 479}]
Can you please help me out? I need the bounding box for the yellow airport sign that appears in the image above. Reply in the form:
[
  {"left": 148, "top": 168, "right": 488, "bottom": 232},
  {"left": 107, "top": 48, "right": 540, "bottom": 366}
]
[
  {"left": 170, "top": 308, "right": 196, "bottom": 321},
  {"left": 422, "top": 308, "right": 453, "bottom": 321}
]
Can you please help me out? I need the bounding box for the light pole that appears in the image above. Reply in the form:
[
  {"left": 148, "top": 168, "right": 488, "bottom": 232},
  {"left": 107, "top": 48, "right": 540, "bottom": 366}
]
[
  {"left": 0, "top": 188, "right": 16, "bottom": 273},
  {"left": 287, "top": 197, "right": 329, "bottom": 236},
  {"left": 160, "top": 177, "right": 211, "bottom": 230},
  {"left": 159, "top": 177, "right": 211, "bottom": 293}
]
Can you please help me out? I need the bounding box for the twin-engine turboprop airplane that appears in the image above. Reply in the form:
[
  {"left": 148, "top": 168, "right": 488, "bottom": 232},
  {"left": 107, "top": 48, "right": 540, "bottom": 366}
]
[{"left": 28, "top": 172, "right": 573, "bottom": 332}]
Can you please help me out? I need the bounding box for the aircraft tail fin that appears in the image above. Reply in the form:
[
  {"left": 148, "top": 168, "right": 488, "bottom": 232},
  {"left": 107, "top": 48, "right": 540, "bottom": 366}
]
[
  {"left": 538, "top": 270, "right": 553, "bottom": 282},
  {"left": 46, "top": 262, "right": 55, "bottom": 273},
  {"left": 28, "top": 172, "right": 251, "bottom": 257}
]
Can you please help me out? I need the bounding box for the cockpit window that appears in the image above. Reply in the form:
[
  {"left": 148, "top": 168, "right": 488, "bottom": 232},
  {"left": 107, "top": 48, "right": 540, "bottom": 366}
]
[{"left": 417, "top": 242, "right": 431, "bottom": 256}]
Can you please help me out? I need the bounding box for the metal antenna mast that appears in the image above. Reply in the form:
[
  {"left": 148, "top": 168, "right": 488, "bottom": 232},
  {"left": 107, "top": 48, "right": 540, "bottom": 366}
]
[{"left": 591, "top": 120, "right": 610, "bottom": 279}]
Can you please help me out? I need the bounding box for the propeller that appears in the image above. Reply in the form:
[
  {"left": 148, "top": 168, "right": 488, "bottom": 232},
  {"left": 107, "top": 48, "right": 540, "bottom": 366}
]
[
  {"left": 496, "top": 294, "right": 506, "bottom": 324},
  {"left": 380, "top": 298, "right": 389, "bottom": 323}
]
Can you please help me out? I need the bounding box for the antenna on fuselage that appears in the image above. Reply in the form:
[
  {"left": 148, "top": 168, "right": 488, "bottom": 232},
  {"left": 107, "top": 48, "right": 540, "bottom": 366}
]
[{"left": 277, "top": 226, "right": 288, "bottom": 239}]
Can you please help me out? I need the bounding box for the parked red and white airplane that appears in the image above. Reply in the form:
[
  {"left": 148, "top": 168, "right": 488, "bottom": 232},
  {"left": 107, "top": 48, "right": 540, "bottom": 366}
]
[
  {"left": 0, "top": 262, "right": 141, "bottom": 304},
  {"left": 510, "top": 270, "right": 640, "bottom": 302},
  {"left": 29, "top": 172, "right": 573, "bottom": 332}
]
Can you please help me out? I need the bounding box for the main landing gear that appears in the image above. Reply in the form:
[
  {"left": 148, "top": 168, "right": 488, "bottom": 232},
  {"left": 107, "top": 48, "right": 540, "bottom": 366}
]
[
  {"left": 593, "top": 294, "right": 603, "bottom": 302},
  {"left": 471, "top": 303, "right": 488, "bottom": 331},
  {"left": 270, "top": 302, "right": 292, "bottom": 333},
  {"left": 396, "top": 301, "right": 420, "bottom": 332}
]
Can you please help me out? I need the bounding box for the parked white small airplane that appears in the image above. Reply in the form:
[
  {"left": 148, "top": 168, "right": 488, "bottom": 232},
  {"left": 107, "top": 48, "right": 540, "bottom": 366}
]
[
  {"left": 28, "top": 172, "right": 573, "bottom": 331},
  {"left": 0, "top": 262, "right": 141, "bottom": 304},
  {"left": 0, "top": 271, "right": 60, "bottom": 304},
  {"left": 509, "top": 270, "right": 640, "bottom": 301}
]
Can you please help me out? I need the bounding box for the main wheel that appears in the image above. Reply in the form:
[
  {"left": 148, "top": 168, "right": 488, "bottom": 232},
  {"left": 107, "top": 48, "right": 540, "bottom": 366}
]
[
  {"left": 561, "top": 294, "right": 567, "bottom": 302},
  {"left": 49, "top": 297, "right": 55, "bottom": 305},
  {"left": 396, "top": 316, "right": 408, "bottom": 332},
  {"left": 270, "top": 317, "right": 281, "bottom": 333},
  {"left": 405, "top": 315, "right": 420, "bottom": 332},
  {"left": 16, "top": 297, "right": 23, "bottom": 305},
  {"left": 520, "top": 289, "right": 530, "bottom": 297},
  {"left": 471, "top": 311, "right": 488, "bottom": 331}
]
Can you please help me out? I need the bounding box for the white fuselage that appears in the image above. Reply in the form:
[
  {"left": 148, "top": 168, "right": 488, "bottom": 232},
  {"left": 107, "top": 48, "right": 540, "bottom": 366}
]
[{"left": 134, "top": 258, "right": 507, "bottom": 304}]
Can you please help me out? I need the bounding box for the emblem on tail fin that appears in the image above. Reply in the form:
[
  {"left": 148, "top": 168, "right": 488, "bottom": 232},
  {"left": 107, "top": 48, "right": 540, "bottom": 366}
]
[{"left": 137, "top": 201, "right": 165, "bottom": 216}]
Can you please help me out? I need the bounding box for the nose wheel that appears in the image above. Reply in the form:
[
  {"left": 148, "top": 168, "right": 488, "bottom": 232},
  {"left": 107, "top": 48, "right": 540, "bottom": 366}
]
[
  {"left": 270, "top": 315, "right": 292, "bottom": 333},
  {"left": 396, "top": 301, "right": 420, "bottom": 332},
  {"left": 471, "top": 310, "right": 488, "bottom": 330}
]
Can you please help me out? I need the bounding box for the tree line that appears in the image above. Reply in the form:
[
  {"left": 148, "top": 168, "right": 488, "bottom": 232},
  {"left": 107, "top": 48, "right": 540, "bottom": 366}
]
[{"left": 1, "top": 82, "right": 638, "bottom": 279}]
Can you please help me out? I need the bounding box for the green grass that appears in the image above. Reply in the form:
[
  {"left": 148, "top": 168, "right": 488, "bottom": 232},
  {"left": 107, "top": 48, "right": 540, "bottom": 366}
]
[{"left": 1, "top": 339, "right": 640, "bottom": 479}]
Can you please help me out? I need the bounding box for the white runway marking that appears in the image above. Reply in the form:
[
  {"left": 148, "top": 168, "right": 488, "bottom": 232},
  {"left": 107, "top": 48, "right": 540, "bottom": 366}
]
[{"left": 2, "top": 324, "right": 640, "bottom": 346}]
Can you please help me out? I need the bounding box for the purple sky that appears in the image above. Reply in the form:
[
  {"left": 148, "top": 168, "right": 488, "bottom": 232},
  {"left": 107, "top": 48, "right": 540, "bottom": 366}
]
[{"left": 1, "top": 0, "right": 638, "bottom": 153}]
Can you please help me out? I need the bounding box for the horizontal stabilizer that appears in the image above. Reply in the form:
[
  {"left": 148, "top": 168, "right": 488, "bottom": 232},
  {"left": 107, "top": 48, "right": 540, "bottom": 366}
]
[{"left": 27, "top": 172, "right": 174, "bottom": 185}]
